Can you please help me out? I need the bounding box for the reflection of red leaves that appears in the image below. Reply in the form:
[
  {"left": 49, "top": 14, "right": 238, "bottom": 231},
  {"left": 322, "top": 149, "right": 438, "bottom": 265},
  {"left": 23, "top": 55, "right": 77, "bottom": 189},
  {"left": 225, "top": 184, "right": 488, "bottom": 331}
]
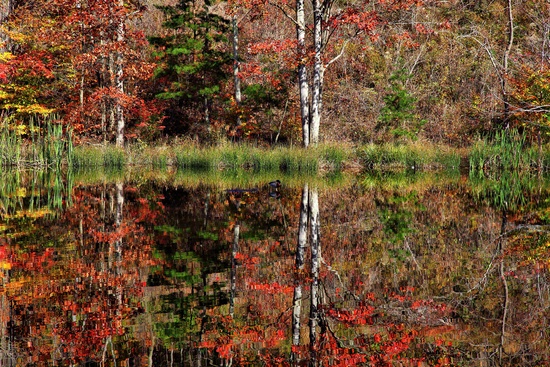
[
  {"left": 235, "top": 252, "right": 260, "bottom": 270},
  {"left": 325, "top": 304, "right": 375, "bottom": 325},
  {"left": 247, "top": 281, "right": 293, "bottom": 294}
]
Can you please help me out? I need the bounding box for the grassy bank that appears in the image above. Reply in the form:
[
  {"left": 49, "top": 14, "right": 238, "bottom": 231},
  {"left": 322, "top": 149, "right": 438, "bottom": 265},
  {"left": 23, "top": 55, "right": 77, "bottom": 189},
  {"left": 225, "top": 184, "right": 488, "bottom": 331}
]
[
  {"left": 68, "top": 140, "right": 463, "bottom": 173},
  {"left": 11, "top": 127, "right": 550, "bottom": 174}
]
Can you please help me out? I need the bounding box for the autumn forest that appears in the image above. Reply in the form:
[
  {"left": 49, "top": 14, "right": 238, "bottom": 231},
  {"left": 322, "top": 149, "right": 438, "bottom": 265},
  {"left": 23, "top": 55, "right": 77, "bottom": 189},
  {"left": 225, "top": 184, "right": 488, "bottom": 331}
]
[
  {"left": 0, "top": 0, "right": 548, "bottom": 147},
  {"left": 1, "top": 0, "right": 550, "bottom": 366}
]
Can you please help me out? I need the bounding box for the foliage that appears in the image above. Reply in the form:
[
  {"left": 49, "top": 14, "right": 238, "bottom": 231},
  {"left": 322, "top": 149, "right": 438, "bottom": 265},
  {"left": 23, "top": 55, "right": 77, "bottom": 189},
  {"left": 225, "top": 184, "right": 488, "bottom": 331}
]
[
  {"left": 510, "top": 65, "right": 550, "bottom": 138},
  {"left": 0, "top": 0, "right": 157, "bottom": 145},
  {"left": 149, "top": 0, "right": 232, "bottom": 138},
  {"left": 377, "top": 68, "right": 426, "bottom": 142}
]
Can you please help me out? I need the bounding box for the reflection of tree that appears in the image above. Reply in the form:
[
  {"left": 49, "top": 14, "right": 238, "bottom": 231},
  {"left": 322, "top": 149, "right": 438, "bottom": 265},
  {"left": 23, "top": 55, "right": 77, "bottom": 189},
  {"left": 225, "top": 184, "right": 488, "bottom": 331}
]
[
  {"left": 291, "top": 184, "right": 322, "bottom": 364},
  {"left": 469, "top": 168, "right": 550, "bottom": 364},
  {"left": 0, "top": 182, "right": 159, "bottom": 365}
]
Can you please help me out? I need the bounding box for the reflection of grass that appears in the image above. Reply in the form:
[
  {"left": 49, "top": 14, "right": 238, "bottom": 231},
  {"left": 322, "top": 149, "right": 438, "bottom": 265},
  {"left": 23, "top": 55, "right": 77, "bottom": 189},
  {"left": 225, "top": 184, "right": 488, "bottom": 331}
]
[
  {"left": 468, "top": 129, "right": 549, "bottom": 211},
  {"left": 362, "top": 170, "right": 462, "bottom": 193},
  {"left": 0, "top": 169, "right": 73, "bottom": 217},
  {"left": 469, "top": 170, "right": 545, "bottom": 212},
  {"left": 62, "top": 165, "right": 357, "bottom": 190}
]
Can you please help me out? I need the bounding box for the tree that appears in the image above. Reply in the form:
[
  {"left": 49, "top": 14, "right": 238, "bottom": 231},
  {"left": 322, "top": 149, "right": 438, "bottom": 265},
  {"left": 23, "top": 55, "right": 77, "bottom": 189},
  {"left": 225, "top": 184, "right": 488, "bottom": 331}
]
[
  {"left": 0, "top": 0, "right": 156, "bottom": 144},
  {"left": 149, "top": 0, "right": 232, "bottom": 138},
  {"left": 292, "top": 0, "right": 424, "bottom": 146}
]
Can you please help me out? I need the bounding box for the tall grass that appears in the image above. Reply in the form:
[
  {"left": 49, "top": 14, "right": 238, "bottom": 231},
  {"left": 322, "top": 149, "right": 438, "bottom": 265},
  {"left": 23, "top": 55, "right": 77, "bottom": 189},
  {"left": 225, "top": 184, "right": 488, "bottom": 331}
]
[
  {"left": 469, "top": 129, "right": 539, "bottom": 174},
  {"left": 358, "top": 141, "right": 461, "bottom": 171},
  {"left": 174, "top": 144, "right": 325, "bottom": 172},
  {"left": 469, "top": 129, "right": 542, "bottom": 211},
  {"left": 72, "top": 145, "right": 126, "bottom": 169},
  {"left": 0, "top": 114, "right": 73, "bottom": 168}
]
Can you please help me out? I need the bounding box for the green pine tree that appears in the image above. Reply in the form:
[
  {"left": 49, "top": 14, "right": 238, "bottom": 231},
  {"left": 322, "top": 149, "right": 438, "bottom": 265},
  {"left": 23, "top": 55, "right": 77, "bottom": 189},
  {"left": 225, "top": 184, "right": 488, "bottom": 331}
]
[{"left": 150, "top": 0, "right": 231, "bottom": 137}]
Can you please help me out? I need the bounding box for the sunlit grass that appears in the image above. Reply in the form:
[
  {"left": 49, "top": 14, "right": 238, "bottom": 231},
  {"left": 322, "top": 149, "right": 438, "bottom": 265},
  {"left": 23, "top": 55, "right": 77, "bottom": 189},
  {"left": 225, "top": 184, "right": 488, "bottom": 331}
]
[
  {"left": 0, "top": 115, "right": 72, "bottom": 168},
  {"left": 469, "top": 129, "right": 539, "bottom": 174},
  {"left": 357, "top": 141, "right": 462, "bottom": 171}
]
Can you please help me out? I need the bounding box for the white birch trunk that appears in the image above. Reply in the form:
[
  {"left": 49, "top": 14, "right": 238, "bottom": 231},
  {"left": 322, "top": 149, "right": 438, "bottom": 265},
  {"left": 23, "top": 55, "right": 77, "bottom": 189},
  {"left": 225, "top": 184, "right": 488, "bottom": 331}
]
[
  {"left": 292, "top": 184, "right": 309, "bottom": 347},
  {"left": 115, "top": 0, "right": 125, "bottom": 148},
  {"left": 296, "top": 0, "right": 310, "bottom": 147},
  {"left": 310, "top": 0, "right": 323, "bottom": 146},
  {"left": 230, "top": 224, "right": 239, "bottom": 318},
  {"left": 232, "top": 16, "right": 241, "bottom": 126},
  {"left": 309, "top": 188, "right": 320, "bottom": 350}
]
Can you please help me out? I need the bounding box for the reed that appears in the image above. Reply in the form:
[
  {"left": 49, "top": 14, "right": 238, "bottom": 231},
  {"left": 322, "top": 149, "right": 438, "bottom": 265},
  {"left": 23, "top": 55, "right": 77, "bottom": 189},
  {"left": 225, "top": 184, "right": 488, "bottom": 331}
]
[
  {"left": 0, "top": 168, "right": 73, "bottom": 217},
  {"left": 469, "top": 129, "right": 539, "bottom": 174},
  {"left": 72, "top": 145, "right": 126, "bottom": 168},
  {"left": 173, "top": 143, "right": 325, "bottom": 172},
  {"left": 358, "top": 141, "right": 461, "bottom": 171},
  {"left": 0, "top": 114, "right": 73, "bottom": 168}
]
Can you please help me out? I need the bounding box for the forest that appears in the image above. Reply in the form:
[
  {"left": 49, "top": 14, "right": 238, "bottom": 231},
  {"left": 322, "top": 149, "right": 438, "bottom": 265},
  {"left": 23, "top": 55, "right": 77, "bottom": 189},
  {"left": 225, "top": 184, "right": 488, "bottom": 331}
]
[{"left": 0, "top": 0, "right": 548, "bottom": 150}]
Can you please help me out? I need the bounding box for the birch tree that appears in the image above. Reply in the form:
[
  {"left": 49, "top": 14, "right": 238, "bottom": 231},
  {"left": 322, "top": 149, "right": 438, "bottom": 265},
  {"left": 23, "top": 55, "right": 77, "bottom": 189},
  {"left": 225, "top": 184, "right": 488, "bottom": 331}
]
[{"left": 293, "top": 0, "right": 423, "bottom": 147}]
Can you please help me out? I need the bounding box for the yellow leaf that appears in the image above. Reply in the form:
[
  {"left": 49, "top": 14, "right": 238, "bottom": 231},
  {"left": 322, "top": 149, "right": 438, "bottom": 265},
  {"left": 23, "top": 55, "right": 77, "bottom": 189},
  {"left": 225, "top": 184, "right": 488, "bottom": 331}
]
[{"left": 16, "top": 104, "right": 55, "bottom": 115}]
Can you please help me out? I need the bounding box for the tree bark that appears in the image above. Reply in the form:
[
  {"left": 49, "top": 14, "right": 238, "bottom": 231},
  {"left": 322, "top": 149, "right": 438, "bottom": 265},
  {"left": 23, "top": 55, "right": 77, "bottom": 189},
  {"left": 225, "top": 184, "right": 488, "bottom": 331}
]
[
  {"left": 296, "top": 0, "right": 309, "bottom": 147},
  {"left": 115, "top": 0, "right": 125, "bottom": 148},
  {"left": 309, "top": 188, "right": 320, "bottom": 359},
  {"left": 230, "top": 224, "right": 239, "bottom": 318},
  {"left": 0, "top": 0, "right": 13, "bottom": 49},
  {"left": 501, "top": 0, "right": 514, "bottom": 129},
  {"left": 292, "top": 184, "right": 309, "bottom": 348},
  {"left": 310, "top": 0, "right": 323, "bottom": 146},
  {"left": 232, "top": 16, "right": 242, "bottom": 126}
]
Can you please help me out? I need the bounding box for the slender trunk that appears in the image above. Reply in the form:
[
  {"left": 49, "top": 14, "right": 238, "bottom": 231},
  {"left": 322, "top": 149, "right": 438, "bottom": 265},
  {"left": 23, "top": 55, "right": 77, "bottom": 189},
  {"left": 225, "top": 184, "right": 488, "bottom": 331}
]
[
  {"left": 292, "top": 184, "right": 309, "bottom": 350},
  {"left": 230, "top": 224, "right": 239, "bottom": 318},
  {"left": 296, "top": 0, "right": 309, "bottom": 147},
  {"left": 309, "top": 188, "right": 320, "bottom": 362},
  {"left": 310, "top": 0, "right": 323, "bottom": 146},
  {"left": 498, "top": 211, "right": 509, "bottom": 363},
  {"left": 115, "top": 0, "right": 125, "bottom": 147},
  {"left": 0, "top": 0, "right": 14, "bottom": 52},
  {"left": 502, "top": 0, "right": 514, "bottom": 129},
  {"left": 232, "top": 16, "right": 241, "bottom": 126},
  {"left": 204, "top": 96, "right": 210, "bottom": 131}
]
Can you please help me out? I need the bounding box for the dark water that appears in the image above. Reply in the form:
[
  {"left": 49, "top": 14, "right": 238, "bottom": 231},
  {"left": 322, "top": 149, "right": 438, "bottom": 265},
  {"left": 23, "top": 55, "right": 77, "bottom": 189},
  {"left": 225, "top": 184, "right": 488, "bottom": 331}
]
[{"left": 0, "top": 169, "right": 549, "bottom": 366}]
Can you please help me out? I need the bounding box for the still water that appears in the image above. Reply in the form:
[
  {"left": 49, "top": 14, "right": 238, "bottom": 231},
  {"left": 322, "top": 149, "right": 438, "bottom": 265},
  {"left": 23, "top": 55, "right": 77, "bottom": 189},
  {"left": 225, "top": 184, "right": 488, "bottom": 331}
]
[{"left": 0, "top": 169, "right": 549, "bottom": 366}]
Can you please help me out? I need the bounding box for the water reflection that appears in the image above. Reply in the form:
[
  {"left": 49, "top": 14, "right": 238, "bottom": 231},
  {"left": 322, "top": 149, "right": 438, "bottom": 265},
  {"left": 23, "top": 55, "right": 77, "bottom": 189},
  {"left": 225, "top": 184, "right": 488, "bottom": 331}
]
[{"left": 0, "top": 170, "right": 548, "bottom": 366}]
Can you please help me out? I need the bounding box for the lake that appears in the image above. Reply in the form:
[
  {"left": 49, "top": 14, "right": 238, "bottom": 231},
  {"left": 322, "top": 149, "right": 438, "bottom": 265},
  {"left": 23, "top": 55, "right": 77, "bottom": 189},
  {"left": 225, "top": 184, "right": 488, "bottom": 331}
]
[{"left": 0, "top": 168, "right": 549, "bottom": 366}]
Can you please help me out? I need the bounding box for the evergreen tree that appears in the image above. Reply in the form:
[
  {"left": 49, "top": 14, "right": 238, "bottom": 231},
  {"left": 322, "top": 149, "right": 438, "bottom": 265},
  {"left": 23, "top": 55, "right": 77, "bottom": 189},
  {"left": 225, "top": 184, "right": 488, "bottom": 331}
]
[{"left": 150, "top": 0, "right": 231, "bottom": 137}]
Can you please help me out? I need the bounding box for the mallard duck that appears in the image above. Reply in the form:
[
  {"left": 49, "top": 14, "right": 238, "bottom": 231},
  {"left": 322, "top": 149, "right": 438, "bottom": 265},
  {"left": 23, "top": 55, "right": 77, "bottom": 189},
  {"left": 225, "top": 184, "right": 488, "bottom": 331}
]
[{"left": 269, "top": 180, "right": 281, "bottom": 189}]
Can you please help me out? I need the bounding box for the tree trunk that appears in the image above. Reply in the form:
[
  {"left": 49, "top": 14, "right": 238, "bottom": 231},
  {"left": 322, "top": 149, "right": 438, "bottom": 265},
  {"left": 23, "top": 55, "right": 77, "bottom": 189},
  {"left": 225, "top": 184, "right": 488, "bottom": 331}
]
[
  {"left": 115, "top": 0, "right": 125, "bottom": 148},
  {"left": 232, "top": 16, "right": 242, "bottom": 126},
  {"left": 0, "top": 0, "right": 14, "bottom": 52},
  {"left": 230, "top": 224, "right": 239, "bottom": 318},
  {"left": 292, "top": 184, "right": 309, "bottom": 348},
  {"left": 501, "top": 0, "right": 514, "bottom": 129},
  {"left": 309, "top": 188, "right": 320, "bottom": 359},
  {"left": 296, "top": 0, "right": 309, "bottom": 147},
  {"left": 310, "top": 0, "right": 323, "bottom": 146}
]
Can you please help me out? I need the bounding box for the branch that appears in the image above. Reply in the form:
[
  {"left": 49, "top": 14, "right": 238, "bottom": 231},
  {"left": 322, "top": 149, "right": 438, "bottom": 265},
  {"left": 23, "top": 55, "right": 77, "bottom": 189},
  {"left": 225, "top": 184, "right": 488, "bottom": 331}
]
[
  {"left": 268, "top": 1, "right": 300, "bottom": 28},
  {"left": 324, "top": 29, "right": 362, "bottom": 69},
  {"left": 458, "top": 31, "right": 504, "bottom": 87},
  {"left": 512, "top": 105, "right": 550, "bottom": 114}
]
